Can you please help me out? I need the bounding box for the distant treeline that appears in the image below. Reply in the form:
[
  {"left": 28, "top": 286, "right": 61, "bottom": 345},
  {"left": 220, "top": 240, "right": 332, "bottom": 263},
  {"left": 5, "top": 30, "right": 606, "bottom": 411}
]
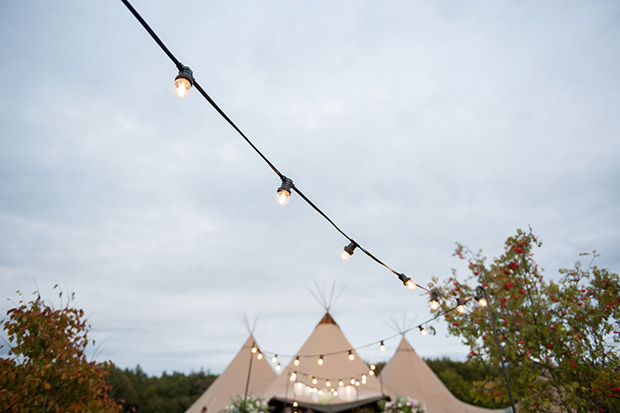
[{"left": 108, "top": 358, "right": 503, "bottom": 413}]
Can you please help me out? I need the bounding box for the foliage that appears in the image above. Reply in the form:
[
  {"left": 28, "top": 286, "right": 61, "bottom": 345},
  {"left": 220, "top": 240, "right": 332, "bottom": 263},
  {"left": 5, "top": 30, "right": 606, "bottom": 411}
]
[
  {"left": 379, "top": 394, "right": 425, "bottom": 413},
  {"left": 108, "top": 364, "right": 218, "bottom": 413},
  {"left": 0, "top": 287, "right": 121, "bottom": 412},
  {"left": 221, "top": 395, "right": 274, "bottom": 413},
  {"left": 428, "top": 228, "right": 620, "bottom": 412},
  {"left": 424, "top": 357, "right": 504, "bottom": 409}
]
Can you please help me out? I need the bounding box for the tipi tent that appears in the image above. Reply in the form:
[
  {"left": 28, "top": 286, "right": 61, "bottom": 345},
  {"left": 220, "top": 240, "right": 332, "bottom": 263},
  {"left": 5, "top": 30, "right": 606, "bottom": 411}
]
[
  {"left": 264, "top": 312, "right": 387, "bottom": 412},
  {"left": 380, "top": 336, "right": 506, "bottom": 413},
  {"left": 186, "top": 335, "right": 277, "bottom": 413}
]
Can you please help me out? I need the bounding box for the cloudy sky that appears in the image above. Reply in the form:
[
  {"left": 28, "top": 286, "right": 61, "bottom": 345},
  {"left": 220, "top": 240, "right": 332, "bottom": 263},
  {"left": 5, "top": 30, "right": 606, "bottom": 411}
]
[{"left": 1, "top": 0, "right": 619, "bottom": 376}]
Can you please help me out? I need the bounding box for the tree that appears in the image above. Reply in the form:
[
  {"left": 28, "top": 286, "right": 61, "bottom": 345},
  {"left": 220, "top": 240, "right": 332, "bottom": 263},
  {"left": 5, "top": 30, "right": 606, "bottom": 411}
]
[
  {"left": 429, "top": 228, "right": 620, "bottom": 412},
  {"left": 0, "top": 287, "right": 121, "bottom": 412}
]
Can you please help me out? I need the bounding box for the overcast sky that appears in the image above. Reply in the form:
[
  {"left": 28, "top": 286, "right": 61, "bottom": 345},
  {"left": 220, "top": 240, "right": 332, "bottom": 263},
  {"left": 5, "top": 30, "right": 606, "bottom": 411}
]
[{"left": 1, "top": 0, "right": 619, "bottom": 376}]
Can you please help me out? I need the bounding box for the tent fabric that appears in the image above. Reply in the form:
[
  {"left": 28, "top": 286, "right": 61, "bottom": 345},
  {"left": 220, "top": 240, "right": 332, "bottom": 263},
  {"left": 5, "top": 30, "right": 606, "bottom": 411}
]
[
  {"left": 185, "top": 335, "right": 277, "bottom": 413},
  {"left": 263, "top": 312, "right": 385, "bottom": 408},
  {"left": 271, "top": 395, "right": 388, "bottom": 413},
  {"left": 380, "top": 337, "right": 507, "bottom": 413}
]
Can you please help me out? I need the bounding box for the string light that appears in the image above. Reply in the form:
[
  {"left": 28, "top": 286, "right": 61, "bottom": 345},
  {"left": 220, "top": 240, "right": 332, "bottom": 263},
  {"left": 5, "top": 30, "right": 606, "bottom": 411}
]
[
  {"left": 293, "top": 402, "right": 298, "bottom": 408},
  {"left": 340, "top": 241, "right": 358, "bottom": 261},
  {"left": 475, "top": 289, "right": 488, "bottom": 307},
  {"left": 348, "top": 350, "right": 355, "bottom": 361},
  {"left": 456, "top": 298, "right": 466, "bottom": 313},
  {"left": 120, "top": 0, "right": 437, "bottom": 303},
  {"left": 350, "top": 378, "right": 355, "bottom": 385},
  {"left": 290, "top": 371, "right": 297, "bottom": 381},
  {"left": 294, "top": 356, "right": 300, "bottom": 366},
  {"left": 398, "top": 273, "right": 416, "bottom": 290},
  {"left": 379, "top": 341, "right": 386, "bottom": 351},
  {"left": 276, "top": 363, "right": 281, "bottom": 371},
  {"left": 318, "top": 355, "right": 324, "bottom": 366},
  {"left": 325, "top": 379, "right": 331, "bottom": 387},
  {"left": 272, "top": 354, "right": 278, "bottom": 363},
  {"left": 312, "top": 377, "right": 318, "bottom": 385},
  {"left": 251, "top": 345, "right": 258, "bottom": 354},
  {"left": 173, "top": 65, "right": 193, "bottom": 98},
  {"left": 276, "top": 176, "right": 294, "bottom": 206},
  {"left": 257, "top": 351, "right": 263, "bottom": 360},
  {"left": 338, "top": 379, "right": 344, "bottom": 387},
  {"left": 419, "top": 325, "right": 427, "bottom": 336},
  {"left": 369, "top": 369, "right": 375, "bottom": 376},
  {"left": 430, "top": 292, "right": 440, "bottom": 311}
]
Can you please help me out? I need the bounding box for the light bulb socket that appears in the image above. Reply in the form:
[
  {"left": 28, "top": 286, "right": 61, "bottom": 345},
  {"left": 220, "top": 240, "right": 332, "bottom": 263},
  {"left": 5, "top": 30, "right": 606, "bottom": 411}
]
[
  {"left": 344, "top": 241, "right": 357, "bottom": 256},
  {"left": 430, "top": 291, "right": 440, "bottom": 310},
  {"left": 277, "top": 176, "right": 294, "bottom": 194},
  {"left": 175, "top": 64, "right": 194, "bottom": 86}
]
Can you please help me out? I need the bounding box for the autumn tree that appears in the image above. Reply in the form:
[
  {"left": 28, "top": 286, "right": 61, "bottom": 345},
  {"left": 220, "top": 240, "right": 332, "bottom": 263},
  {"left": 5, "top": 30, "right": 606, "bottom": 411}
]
[
  {"left": 0, "top": 287, "right": 121, "bottom": 412},
  {"left": 429, "top": 228, "right": 620, "bottom": 412}
]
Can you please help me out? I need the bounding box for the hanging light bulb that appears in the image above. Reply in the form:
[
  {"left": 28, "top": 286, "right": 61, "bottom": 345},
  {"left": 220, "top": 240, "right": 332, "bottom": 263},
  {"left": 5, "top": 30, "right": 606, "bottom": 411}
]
[
  {"left": 276, "top": 176, "right": 294, "bottom": 206},
  {"left": 290, "top": 371, "right": 297, "bottom": 381},
  {"left": 318, "top": 355, "right": 324, "bottom": 366},
  {"left": 475, "top": 288, "right": 488, "bottom": 307},
  {"left": 361, "top": 374, "right": 367, "bottom": 384},
  {"left": 379, "top": 341, "right": 386, "bottom": 351},
  {"left": 340, "top": 241, "right": 358, "bottom": 261},
  {"left": 398, "top": 273, "right": 416, "bottom": 290},
  {"left": 293, "top": 402, "right": 298, "bottom": 408},
  {"left": 257, "top": 351, "right": 263, "bottom": 360},
  {"left": 272, "top": 354, "right": 278, "bottom": 363},
  {"left": 276, "top": 363, "right": 281, "bottom": 371},
  {"left": 370, "top": 364, "right": 376, "bottom": 371},
  {"left": 419, "top": 325, "right": 427, "bottom": 336},
  {"left": 312, "top": 377, "right": 318, "bottom": 385},
  {"left": 355, "top": 380, "right": 360, "bottom": 387},
  {"left": 430, "top": 292, "right": 440, "bottom": 311},
  {"left": 173, "top": 65, "right": 193, "bottom": 98},
  {"left": 369, "top": 370, "right": 375, "bottom": 376},
  {"left": 251, "top": 345, "right": 258, "bottom": 354},
  {"left": 333, "top": 390, "right": 338, "bottom": 397},
  {"left": 350, "top": 378, "right": 355, "bottom": 385},
  {"left": 348, "top": 350, "right": 354, "bottom": 361},
  {"left": 338, "top": 379, "right": 344, "bottom": 387},
  {"left": 456, "top": 298, "right": 466, "bottom": 313},
  {"left": 294, "top": 356, "right": 300, "bottom": 366},
  {"left": 326, "top": 379, "right": 331, "bottom": 387}
]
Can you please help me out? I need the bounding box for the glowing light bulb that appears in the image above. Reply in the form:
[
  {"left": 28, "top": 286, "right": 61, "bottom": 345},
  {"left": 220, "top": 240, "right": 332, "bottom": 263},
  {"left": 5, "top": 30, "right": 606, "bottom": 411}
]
[
  {"left": 361, "top": 374, "right": 367, "bottom": 384},
  {"left": 272, "top": 354, "right": 278, "bottom": 363},
  {"left": 350, "top": 378, "right": 355, "bottom": 385},
  {"left": 333, "top": 390, "right": 338, "bottom": 397},
  {"left": 430, "top": 292, "right": 440, "bottom": 311},
  {"left": 257, "top": 351, "right": 263, "bottom": 360},
  {"left": 251, "top": 346, "right": 257, "bottom": 354},
  {"left": 369, "top": 370, "right": 375, "bottom": 376},
  {"left": 405, "top": 279, "right": 417, "bottom": 290},
  {"left": 293, "top": 402, "right": 298, "bottom": 407},
  {"left": 276, "top": 177, "right": 293, "bottom": 206},
  {"left": 355, "top": 381, "right": 360, "bottom": 387},
  {"left": 312, "top": 377, "right": 318, "bottom": 385},
  {"left": 370, "top": 364, "right": 376, "bottom": 370},
  {"left": 457, "top": 298, "right": 466, "bottom": 314},
  {"left": 276, "top": 363, "right": 281, "bottom": 371},
  {"left": 294, "top": 357, "right": 300, "bottom": 366},
  {"left": 326, "top": 380, "right": 331, "bottom": 387},
  {"left": 339, "top": 379, "right": 344, "bottom": 387},
  {"left": 290, "top": 372, "right": 297, "bottom": 381},
  {"left": 379, "top": 341, "right": 385, "bottom": 351},
  {"left": 348, "top": 351, "right": 354, "bottom": 361},
  {"left": 318, "top": 355, "right": 324, "bottom": 365},
  {"left": 174, "top": 77, "right": 191, "bottom": 97},
  {"left": 479, "top": 297, "right": 488, "bottom": 307},
  {"left": 419, "top": 325, "right": 427, "bottom": 336}
]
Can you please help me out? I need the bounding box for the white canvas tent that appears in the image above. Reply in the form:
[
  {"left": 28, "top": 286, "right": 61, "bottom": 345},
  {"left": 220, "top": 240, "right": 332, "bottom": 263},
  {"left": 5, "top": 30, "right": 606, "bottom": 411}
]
[
  {"left": 186, "top": 335, "right": 277, "bottom": 413},
  {"left": 380, "top": 336, "right": 506, "bottom": 413},
  {"left": 264, "top": 312, "right": 386, "bottom": 412}
]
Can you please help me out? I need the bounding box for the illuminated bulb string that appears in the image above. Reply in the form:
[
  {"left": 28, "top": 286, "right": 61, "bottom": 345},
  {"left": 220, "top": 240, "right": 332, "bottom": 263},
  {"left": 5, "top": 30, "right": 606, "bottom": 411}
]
[{"left": 120, "top": 0, "right": 433, "bottom": 294}]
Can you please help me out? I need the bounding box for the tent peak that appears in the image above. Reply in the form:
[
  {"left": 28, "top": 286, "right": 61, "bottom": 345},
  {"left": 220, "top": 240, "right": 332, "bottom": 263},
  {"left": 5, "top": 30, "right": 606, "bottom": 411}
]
[{"left": 318, "top": 311, "right": 338, "bottom": 326}]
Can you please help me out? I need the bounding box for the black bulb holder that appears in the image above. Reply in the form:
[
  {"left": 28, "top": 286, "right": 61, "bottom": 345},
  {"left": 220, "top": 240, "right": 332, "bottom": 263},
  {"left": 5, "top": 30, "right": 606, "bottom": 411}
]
[
  {"left": 277, "top": 176, "right": 294, "bottom": 194},
  {"left": 175, "top": 64, "right": 194, "bottom": 86},
  {"left": 344, "top": 241, "right": 358, "bottom": 256},
  {"left": 398, "top": 272, "right": 412, "bottom": 286}
]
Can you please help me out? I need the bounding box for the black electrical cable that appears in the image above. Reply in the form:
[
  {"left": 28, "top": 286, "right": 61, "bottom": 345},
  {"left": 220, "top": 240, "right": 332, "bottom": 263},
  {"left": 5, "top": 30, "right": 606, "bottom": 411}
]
[{"left": 120, "top": 0, "right": 429, "bottom": 293}]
